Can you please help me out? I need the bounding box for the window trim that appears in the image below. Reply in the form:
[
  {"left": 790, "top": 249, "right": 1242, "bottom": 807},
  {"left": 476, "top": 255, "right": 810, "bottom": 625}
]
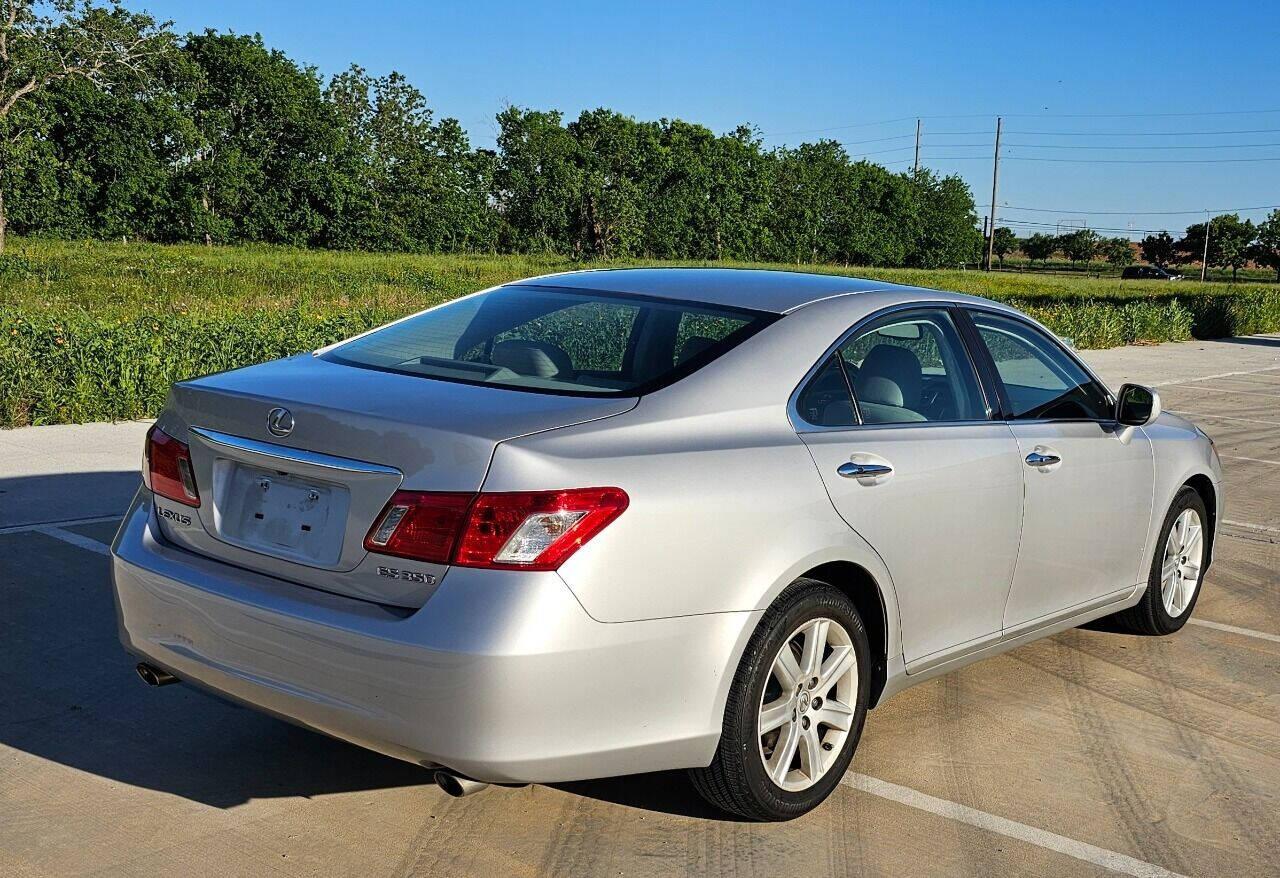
[
  {"left": 788, "top": 301, "right": 996, "bottom": 433},
  {"left": 958, "top": 304, "right": 1118, "bottom": 425}
]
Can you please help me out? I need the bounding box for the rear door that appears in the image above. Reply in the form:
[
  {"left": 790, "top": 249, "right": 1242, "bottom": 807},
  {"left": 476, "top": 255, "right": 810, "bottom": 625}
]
[
  {"left": 962, "top": 308, "right": 1155, "bottom": 629},
  {"left": 797, "top": 306, "right": 1024, "bottom": 667}
]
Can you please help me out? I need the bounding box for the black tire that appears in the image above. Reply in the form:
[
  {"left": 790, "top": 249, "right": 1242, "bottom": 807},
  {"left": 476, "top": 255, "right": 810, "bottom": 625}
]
[
  {"left": 689, "top": 578, "right": 871, "bottom": 821},
  {"left": 1111, "top": 486, "right": 1209, "bottom": 635}
]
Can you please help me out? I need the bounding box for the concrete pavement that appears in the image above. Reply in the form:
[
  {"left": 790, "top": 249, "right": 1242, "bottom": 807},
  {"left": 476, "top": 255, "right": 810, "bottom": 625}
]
[{"left": 1, "top": 335, "right": 1278, "bottom": 876}]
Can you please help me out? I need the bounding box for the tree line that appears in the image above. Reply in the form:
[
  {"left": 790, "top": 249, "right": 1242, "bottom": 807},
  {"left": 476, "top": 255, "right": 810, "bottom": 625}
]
[
  {"left": 990, "top": 211, "right": 1280, "bottom": 281},
  {"left": 0, "top": 1, "right": 983, "bottom": 266}
]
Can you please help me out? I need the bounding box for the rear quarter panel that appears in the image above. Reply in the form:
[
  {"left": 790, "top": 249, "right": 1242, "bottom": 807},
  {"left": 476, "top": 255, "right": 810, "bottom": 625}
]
[{"left": 479, "top": 293, "right": 908, "bottom": 649}]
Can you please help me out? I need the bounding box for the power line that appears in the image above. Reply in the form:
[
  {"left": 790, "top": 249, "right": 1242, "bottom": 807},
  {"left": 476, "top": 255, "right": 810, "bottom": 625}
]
[
  {"left": 1002, "top": 108, "right": 1280, "bottom": 118},
  {"left": 977, "top": 203, "right": 1280, "bottom": 215},
  {"left": 845, "top": 145, "right": 916, "bottom": 157},
  {"left": 763, "top": 108, "right": 1280, "bottom": 138},
  {"left": 1002, "top": 127, "right": 1280, "bottom": 137},
  {"left": 837, "top": 133, "right": 914, "bottom": 146},
  {"left": 1004, "top": 155, "right": 1280, "bottom": 164},
  {"left": 763, "top": 114, "right": 993, "bottom": 137},
  {"left": 1003, "top": 141, "right": 1280, "bottom": 150},
  {"left": 921, "top": 155, "right": 1280, "bottom": 164},
  {"left": 996, "top": 218, "right": 1170, "bottom": 235}
]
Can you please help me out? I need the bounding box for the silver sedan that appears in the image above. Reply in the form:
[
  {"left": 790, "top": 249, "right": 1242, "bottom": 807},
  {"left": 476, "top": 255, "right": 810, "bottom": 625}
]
[{"left": 111, "top": 268, "right": 1221, "bottom": 820}]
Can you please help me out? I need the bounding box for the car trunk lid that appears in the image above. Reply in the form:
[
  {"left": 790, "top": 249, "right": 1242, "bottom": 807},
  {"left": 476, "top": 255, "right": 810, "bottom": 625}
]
[{"left": 156, "top": 354, "right": 636, "bottom": 606}]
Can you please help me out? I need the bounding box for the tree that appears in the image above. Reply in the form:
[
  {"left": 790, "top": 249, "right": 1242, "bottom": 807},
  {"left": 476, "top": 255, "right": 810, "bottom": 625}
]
[
  {"left": 1059, "top": 228, "right": 1099, "bottom": 266},
  {"left": 1139, "top": 231, "right": 1176, "bottom": 268},
  {"left": 904, "top": 169, "right": 982, "bottom": 269},
  {"left": 0, "top": 0, "right": 171, "bottom": 251},
  {"left": 1181, "top": 214, "right": 1256, "bottom": 281},
  {"left": 1021, "top": 232, "right": 1057, "bottom": 266},
  {"left": 322, "top": 66, "right": 494, "bottom": 252},
  {"left": 1100, "top": 236, "right": 1134, "bottom": 269},
  {"left": 990, "top": 226, "right": 1017, "bottom": 267},
  {"left": 164, "top": 32, "right": 348, "bottom": 247},
  {"left": 1210, "top": 214, "right": 1256, "bottom": 282},
  {"left": 1253, "top": 209, "right": 1280, "bottom": 283}
]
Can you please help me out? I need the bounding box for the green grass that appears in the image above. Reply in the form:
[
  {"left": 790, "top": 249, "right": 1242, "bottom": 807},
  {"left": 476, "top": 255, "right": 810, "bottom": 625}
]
[{"left": 3, "top": 236, "right": 1279, "bottom": 427}]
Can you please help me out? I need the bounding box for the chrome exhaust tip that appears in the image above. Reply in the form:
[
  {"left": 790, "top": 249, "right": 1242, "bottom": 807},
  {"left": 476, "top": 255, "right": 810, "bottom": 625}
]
[
  {"left": 433, "top": 770, "right": 489, "bottom": 798},
  {"left": 135, "top": 662, "right": 178, "bottom": 687}
]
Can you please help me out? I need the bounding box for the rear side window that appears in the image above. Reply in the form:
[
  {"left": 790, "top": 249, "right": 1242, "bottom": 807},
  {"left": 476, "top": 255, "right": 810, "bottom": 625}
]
[
  {"left": 969, "top": 311, "right": 1111, "bottom": 420},
  {"left": 794, "top": 308, "right": 987, "bottom": 427},
  {"left": 322, "top": 285, "right": 775, "bottom": 396},
  {"left": 796, "top": 355, "right": 857, "bottom": 427}
]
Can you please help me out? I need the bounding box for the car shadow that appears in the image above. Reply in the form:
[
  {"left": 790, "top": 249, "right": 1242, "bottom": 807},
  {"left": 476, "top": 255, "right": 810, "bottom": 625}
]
[
  {"left": 1202, "top": 335, "right": 1280, "bottom": 348},
  {"left": 0, "top": 472, "right": 435, "bottom": 809},
  {"left": 554, "top": 771, "right": 744, "bottom": 821},
  {"left": 0, "top": 473, "right": 738, "bottom": 817},
  {"left": 0, "top": 470, "right": 143, "bottom": 528}
]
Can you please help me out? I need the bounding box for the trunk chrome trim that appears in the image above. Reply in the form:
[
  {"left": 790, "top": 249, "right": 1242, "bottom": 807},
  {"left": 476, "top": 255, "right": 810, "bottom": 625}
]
[{"left": 188, "top": 427, "right": 401, "bottom": 476}]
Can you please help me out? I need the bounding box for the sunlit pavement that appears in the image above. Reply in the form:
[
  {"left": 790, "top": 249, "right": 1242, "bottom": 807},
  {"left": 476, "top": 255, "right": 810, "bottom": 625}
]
[{"left": 1, "top": 336, "right": 1278, "bottom": 877}]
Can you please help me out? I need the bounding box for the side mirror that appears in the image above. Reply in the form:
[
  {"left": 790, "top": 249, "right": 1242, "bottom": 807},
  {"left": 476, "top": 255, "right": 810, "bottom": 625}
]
[{"left": 1116, "top": 383, "right": 1161, "bottom": 427}]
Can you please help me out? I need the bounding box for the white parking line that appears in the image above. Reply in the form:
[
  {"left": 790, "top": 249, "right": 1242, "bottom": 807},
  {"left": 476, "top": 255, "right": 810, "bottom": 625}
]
[
  {"left": 1219, "top": 454, "right": 1280, "bottom": 467},
  {"left": 33, "top": 526, "right": 113, "bottom": 557},
  {"left": 1169, "top": 410, "right": 1280, "bottom": 428},
  {"left": 1188, "top": 618, "right": 1280, "bottom": 645},
  {"left": 1151, "top": 364, "right": 1280, "bottom": 388},
  {"left": 841, "top": 773, "right": 1187, "bottom": 878},
  {"left": 1169, "top": 383, "right": 1280, "bottom": 399},
  {"left": 1222, "top": 518, "right": 1280, "bottom": 535},
  {"left": 0, "top": 514, "right": 122, "bottom": 536}
]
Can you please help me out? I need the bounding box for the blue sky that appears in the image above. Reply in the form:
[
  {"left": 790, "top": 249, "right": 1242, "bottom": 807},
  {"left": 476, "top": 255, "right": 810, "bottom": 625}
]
[{"left": 159, "top": 0, "right": 1280, "bottom": 239}]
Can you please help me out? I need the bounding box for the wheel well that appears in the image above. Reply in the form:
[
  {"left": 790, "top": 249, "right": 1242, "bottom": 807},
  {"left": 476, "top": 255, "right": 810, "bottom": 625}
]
[
  {"left": 799, "top": 561, "right": 890, "bottom": 707},
  {"left": 1184, "top": 473, "right": 1217, "bottom": 564}
]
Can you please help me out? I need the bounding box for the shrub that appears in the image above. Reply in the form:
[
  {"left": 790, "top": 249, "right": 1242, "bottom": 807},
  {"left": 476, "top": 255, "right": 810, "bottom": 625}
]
[
  {"left": 4, "top": 239, "right": 1280, "bottom": 428},
  {"left": 0, "top": 308, "right": 393, "bottom": 427}
]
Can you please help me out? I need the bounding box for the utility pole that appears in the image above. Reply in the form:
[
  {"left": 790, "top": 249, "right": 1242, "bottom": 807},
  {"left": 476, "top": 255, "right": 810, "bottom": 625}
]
[
  {"left": 984, "top": 116, "right": 1002, "bottom": 271},
  {"left": 913, "top": 119, "right": 921, "bottom": 174},
  {"left": 1200, "top": 210, "right": 1210, "bottom": 282}
]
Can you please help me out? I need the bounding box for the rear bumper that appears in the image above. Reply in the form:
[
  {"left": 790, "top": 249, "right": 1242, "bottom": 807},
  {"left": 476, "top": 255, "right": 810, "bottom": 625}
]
[{"left": 111, "top": 491, "right": 755, "bottom": 783}]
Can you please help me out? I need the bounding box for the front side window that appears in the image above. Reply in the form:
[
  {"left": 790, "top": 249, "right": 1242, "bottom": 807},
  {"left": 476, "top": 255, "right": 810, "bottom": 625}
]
[
  {"left": 322, "top": 285, "right": 773, "bottom": 396},
  {"left": 969, "top": 310, "right": 1111, "bottom": 420}
]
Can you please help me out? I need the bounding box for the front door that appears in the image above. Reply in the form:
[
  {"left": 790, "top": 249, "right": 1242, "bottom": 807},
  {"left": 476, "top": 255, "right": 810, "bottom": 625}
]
[
  {"left": 964, "top": 309, "right": 1155, "bottom": 629},
  {"left": 796, "top": 307, "right": 1024, "bottom": 666}
]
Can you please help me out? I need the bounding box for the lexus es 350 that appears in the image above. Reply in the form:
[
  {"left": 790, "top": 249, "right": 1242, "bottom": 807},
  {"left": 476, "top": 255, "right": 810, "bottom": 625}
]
[{"left": 111, "top": 269, "right": 1220, "bottom": 820}]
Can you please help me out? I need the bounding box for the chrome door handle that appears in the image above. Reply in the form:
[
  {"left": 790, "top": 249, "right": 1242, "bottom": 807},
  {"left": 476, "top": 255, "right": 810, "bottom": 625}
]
[
  {"left": 1025, "top": 451, "right": 1061, "bottom": 467},
  {"left": 838, "top": 462, "right": 893, "bottom": 478}
]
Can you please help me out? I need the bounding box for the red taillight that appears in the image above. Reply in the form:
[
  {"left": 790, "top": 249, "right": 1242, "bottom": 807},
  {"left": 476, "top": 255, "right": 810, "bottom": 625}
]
[
  {"left": 363, "top": 491, "right": 472, "bottom": 563},
  {"left": 455, "top": 488, "right": 629, "bottom": 570},
  {"left": 143, "top": 424, "right": 200, "bottom": 507},
  {"left": 363, "top": 487, "right": 628, "bottom": 571}
]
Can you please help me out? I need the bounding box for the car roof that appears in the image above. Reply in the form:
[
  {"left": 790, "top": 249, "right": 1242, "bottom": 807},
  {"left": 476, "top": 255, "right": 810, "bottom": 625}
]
[{"left": 508, "top": 267, "right": 975, "bottom": 313}]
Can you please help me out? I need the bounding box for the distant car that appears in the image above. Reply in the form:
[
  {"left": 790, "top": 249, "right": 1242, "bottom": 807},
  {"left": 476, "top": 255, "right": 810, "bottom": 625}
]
[
  {"left": 1122, "top": 265, "right": 1183, "bottom": 280},
  {"left": 112, "top": 268, "right": 1222, "bottom": 820}
]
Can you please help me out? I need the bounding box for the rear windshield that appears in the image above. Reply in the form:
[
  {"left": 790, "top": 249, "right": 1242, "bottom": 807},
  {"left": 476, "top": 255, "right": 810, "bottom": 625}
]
[{"left": 321, "top": 284, "right": 778, "bottom": 396}]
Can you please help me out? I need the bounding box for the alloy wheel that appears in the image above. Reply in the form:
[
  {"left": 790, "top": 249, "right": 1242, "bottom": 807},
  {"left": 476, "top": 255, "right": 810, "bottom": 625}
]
[
  {"left": 1161, "top": 508, "right": 1203, "bottom": 617},
  {"left": 757, "top": 617, "right": 858, "bottom": 792}
]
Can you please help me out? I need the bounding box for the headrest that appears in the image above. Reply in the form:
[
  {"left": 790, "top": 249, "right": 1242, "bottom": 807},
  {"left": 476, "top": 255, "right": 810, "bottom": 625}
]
[
  {"left": 491, "top": 339, "right": 573, "bottom": 378},
  {"left": 855, "top": 344, "right": 922, "bottom": 408}
]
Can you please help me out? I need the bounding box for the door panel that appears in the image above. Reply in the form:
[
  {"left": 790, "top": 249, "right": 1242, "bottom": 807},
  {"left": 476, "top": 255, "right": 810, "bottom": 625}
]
[
  {"left": 1003, "top": 422, "right": 1154, "bottom": 626},
  {"left": 961, "top": 308, "right": 1157, "bottom": 628},
  {"left": 803, "top": 425, "right": 1023, "bottom": 664}
]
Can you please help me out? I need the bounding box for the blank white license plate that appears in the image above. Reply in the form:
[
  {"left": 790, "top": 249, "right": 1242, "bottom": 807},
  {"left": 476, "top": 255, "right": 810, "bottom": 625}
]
[{"left": 227, "top": 465, "right": 337, "bottom": 558}]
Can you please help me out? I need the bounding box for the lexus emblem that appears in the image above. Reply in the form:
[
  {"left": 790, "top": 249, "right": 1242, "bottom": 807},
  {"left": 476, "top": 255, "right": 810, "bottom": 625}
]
[{"left": 267, "top": 407, "right": 294, "bottom": 437}]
